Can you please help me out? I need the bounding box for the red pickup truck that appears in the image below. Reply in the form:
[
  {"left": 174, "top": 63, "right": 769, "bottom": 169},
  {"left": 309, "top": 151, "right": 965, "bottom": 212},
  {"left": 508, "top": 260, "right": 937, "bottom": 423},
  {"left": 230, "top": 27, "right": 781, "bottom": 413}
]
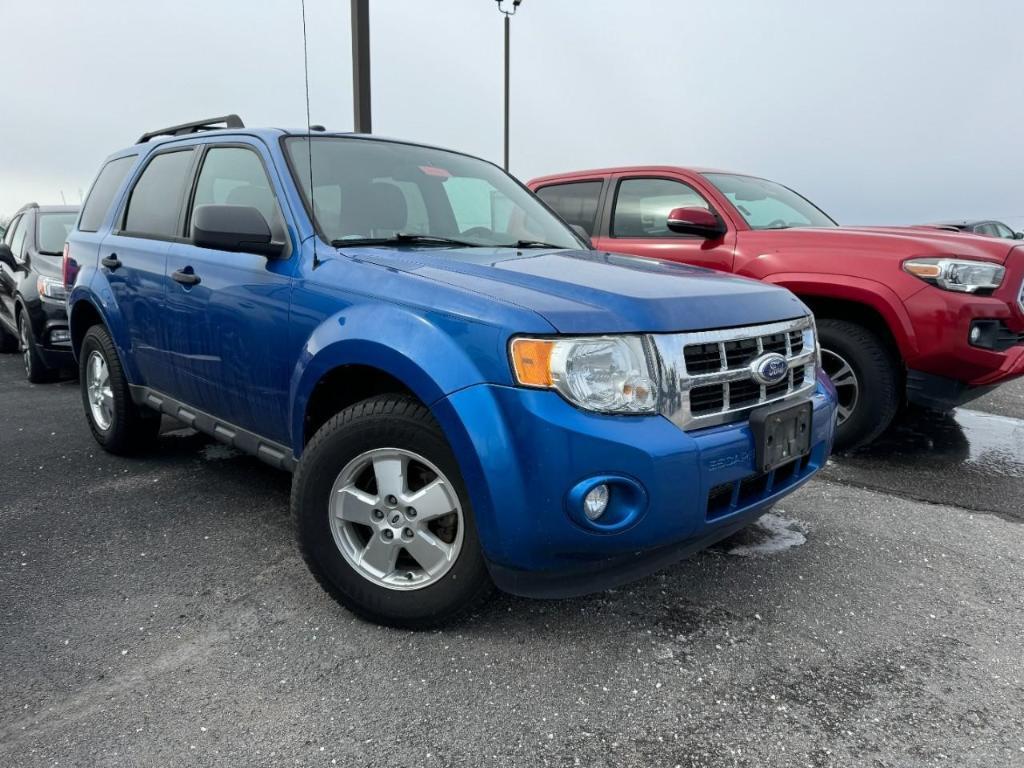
[{"left": 528, "top": 167, "right": 1024, "bottom": 450}]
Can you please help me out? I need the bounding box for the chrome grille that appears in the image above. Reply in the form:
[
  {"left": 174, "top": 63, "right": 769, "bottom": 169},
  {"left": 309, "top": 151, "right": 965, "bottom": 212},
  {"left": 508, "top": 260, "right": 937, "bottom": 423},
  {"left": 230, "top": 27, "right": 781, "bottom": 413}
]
[{"left": 651, "top": 316, "right": 818, "bottom": 431}]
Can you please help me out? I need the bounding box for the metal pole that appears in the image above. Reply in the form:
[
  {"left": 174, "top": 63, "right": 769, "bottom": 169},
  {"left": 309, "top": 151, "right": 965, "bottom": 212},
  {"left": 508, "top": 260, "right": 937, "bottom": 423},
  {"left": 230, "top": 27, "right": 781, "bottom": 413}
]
[
  {"left": 351, "top": 0, "right": 371, "bottom": 133},
  {"left": 503, "top": 13, "right": 510, "bottom": 170}
]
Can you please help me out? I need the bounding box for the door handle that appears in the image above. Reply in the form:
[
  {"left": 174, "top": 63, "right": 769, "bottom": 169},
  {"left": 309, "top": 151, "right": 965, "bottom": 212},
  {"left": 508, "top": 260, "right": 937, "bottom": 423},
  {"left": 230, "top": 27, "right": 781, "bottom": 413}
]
[
  {"left": 171, "top": 269, "right": 201, "bottom": 286},
  {"left": 101, "top": 254, "right": 122, "bottom": 270}
]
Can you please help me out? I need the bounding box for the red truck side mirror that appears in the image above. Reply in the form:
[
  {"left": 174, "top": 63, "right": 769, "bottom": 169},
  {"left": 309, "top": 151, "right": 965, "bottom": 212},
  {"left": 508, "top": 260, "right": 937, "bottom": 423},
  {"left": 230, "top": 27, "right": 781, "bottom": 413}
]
[{"left": 666, "top": 207, "right": 725, "bottom": 239}]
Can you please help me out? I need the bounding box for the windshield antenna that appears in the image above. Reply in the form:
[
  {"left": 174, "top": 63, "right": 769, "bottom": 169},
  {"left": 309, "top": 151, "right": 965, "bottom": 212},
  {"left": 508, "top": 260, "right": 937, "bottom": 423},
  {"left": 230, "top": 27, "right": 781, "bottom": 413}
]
[{"left": 301, "top": 0, "right": 322, "bottom": 269}]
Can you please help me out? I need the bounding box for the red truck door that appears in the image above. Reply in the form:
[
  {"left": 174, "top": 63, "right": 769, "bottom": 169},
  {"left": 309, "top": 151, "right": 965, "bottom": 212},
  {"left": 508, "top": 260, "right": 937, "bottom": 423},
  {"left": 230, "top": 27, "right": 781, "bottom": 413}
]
[{"left": 592, "top": 173, "right": 736, "bottom": 272}]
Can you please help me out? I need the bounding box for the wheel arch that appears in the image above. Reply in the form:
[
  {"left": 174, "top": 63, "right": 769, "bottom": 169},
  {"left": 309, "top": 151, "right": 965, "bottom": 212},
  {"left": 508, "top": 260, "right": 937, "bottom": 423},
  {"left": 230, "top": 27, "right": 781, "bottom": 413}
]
[{"left": 763, "top": 274, "right": 917, "bottom": 360}]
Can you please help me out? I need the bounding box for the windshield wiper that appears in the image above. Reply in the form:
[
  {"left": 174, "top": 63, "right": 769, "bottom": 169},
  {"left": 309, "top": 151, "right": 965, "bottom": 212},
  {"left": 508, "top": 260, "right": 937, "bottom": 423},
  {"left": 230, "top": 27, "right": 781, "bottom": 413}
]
[
  {"left": 331, "top": 233, "right": 481, "bottom": 248},
  {"left": 496, "top": 239, "right": 566, "bottom": 249}
]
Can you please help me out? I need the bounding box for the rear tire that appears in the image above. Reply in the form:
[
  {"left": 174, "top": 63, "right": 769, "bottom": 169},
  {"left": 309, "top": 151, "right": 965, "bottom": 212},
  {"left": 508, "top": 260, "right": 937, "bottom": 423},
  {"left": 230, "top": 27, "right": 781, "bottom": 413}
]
[
  {"left": 79, "top": 325, "right": 160, "bottom": 454},
  {"left": 293, "top": 394, "right": 494, "bottom": 629},
  {"left": 817, "top": 318, "right": 901, "bottom": 451}
]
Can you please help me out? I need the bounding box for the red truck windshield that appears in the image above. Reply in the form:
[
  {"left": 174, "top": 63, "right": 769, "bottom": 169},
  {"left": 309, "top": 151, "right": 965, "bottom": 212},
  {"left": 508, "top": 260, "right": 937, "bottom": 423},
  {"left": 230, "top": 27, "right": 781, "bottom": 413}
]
[{"left": 703, "top": 173, "right": 837, "bottom": 230}]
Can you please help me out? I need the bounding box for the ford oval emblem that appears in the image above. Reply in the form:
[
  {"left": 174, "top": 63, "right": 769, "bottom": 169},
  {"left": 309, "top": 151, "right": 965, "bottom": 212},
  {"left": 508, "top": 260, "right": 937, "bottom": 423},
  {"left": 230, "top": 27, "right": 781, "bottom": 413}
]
[{"left": 750, "top": 352, "right": 788, "bottom": 386}]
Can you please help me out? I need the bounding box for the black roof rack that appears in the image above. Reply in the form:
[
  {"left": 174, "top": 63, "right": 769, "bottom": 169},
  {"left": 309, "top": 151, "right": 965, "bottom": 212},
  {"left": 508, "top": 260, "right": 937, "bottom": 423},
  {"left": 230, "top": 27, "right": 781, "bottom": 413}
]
[{"left": 136, "top": 114, "right": 244, "bottom": 144}]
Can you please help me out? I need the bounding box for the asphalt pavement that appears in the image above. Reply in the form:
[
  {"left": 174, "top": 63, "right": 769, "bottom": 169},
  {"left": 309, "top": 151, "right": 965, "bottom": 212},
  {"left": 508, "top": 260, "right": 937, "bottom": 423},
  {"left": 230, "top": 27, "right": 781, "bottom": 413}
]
[{"left": 1, "top": 356, "right": 1022, "bottom": 768}]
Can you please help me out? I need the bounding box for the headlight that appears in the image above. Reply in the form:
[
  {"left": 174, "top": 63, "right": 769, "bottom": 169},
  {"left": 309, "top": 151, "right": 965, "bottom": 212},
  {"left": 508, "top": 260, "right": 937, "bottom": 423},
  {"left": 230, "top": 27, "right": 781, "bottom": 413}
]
[
  {"left": 903, "top": 257, "right": 1005, "bottom": 293},
  {"left": 510, "top": 335, "right": 657, "bottom": 413},
  {"left": 37, "top": 275, "right": 67, "bottom": 301}
]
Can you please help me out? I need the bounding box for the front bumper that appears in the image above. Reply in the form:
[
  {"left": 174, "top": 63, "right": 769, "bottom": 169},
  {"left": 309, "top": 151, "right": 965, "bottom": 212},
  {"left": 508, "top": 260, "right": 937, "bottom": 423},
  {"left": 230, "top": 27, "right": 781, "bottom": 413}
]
[
  {"left": 26, "top": 297, "right": 73, "bottom": 369},
  {"left": 434, "top": 374, "right": 836, "bottom": 598},
  {"left": 903, "top": 258, "right": 1024, "bottom": 390}
]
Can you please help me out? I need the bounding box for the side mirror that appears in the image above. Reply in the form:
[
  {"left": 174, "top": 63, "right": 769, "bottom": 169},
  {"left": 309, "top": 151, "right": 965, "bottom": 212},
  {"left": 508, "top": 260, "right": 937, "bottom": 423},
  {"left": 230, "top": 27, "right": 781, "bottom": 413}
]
[
  {"left": 570, "top": 224, "right": 594, "bottom": 249},
  {"left": 666, "top": 207, "right": 726, "bottom": 239},
  {"left": 192, "top": 205, "right": 282, "bottom": 257},
  {"left": 0, "top": 243, "right": 16, "bottom": 270},
  {"left": 1014, "top": 231, "right": 1024, "bottom": 240}
]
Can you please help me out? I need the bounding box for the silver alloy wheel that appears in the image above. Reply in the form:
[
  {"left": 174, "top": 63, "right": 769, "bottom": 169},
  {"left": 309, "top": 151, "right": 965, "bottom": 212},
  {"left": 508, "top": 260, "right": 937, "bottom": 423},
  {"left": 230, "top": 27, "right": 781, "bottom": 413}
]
[
  {"left": 86, "top": 351, "right": 114, "bottom": 431},
  {"left": 329, "top": 447, "right": 464, "bottom": 591},
  {"left": 18, "top": 317, "right": 30, "bottom": 375},
  {"left": 821, "top": 347, "right": 860, "bottom": 426}
]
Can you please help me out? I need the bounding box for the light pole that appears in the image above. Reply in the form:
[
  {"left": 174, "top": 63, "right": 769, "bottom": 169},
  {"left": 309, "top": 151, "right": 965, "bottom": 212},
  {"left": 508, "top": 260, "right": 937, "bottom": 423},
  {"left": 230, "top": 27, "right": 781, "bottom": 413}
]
[
  {"left": 496, "top": 0, "right": 522, "bottom": 171},
  {"left": 351, "top": 0, "right": 372, "bottom": 133}
]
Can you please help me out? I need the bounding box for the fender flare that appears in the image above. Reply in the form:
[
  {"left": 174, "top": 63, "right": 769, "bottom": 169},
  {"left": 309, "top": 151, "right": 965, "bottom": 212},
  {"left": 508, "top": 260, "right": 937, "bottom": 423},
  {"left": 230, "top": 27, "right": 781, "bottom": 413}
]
[
  {"left": 67, "top": 276, "right": 137, "bottom": 378},
  {"left": 761, "top": 272, "right": 918, "bottom": 358},
  {"left": 288, "top": 303, "right": 499, "bottom": 455}
]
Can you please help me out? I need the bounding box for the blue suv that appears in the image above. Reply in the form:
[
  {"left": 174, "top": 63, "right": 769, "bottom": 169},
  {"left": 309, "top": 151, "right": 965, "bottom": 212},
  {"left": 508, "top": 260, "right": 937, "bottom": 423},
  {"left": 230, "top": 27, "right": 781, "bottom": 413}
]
[{"left": 65, "top": 116, "right": 837, "bottom": 628}]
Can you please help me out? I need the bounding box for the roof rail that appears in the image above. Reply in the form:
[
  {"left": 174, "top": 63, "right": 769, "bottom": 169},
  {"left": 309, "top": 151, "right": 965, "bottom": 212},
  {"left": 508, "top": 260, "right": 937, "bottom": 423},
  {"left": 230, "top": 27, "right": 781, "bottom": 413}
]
[{"left": 136, "top": 114, "right": 244, "bottom": 144}]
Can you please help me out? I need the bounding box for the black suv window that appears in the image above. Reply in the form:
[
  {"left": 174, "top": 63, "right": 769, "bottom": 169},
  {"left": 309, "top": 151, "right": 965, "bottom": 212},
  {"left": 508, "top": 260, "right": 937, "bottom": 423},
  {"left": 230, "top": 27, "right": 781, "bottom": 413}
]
[
  {"left": 535, "top": 181, "right": 603, "bottom": 236},
  {"left": 122, "top": 149, "right": 195, "bottom": 239},
  {"left": 80, "top": 155, "right": 136, "bottom": 233},
  {"left": 189, "top": 146, "right": 284, "bottom": 237},
  {"left": 5, "top": 214, "right": 28, "bottom": 260},
  {"left": 612, "top": 178, "right": 711, "bottom": 238}
]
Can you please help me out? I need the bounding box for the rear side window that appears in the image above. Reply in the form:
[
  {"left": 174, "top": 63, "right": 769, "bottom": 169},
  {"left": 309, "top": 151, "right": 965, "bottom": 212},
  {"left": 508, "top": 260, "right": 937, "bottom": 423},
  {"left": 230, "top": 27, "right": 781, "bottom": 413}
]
[
  {"left": 79, "top": 156, "right": 136, "bottom": 233},
  {"left": 535, "top": 181, "right": 603, "bottom": 235},
  {"left": 122, "top": 149, "right": 195, "bottom": 238}
]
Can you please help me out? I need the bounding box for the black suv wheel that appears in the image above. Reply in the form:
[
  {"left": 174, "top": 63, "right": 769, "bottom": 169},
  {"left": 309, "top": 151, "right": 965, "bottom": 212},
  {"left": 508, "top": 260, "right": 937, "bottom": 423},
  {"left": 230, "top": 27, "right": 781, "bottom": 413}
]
[
  {"left": 293, "top": 395, "right": 494, "bottom": 629},
  {"left": 79, "top": 325, "right": 160, "bottom": 454},
  {"left": 18, "top": 312, "right": 50, "bottom": 383},
  {"left": 817, "top": 318, "right": 901, "bottom": 451}
]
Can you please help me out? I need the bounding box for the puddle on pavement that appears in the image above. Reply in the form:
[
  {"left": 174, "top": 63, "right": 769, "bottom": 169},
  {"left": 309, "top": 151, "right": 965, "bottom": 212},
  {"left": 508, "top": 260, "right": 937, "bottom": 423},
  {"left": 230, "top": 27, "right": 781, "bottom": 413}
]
[
  {"left": 851, "top": 408, "right": 1024, "bottom": 479},
  {"left": 823, "top": 407, "right": 1024, "bottom": 519}
]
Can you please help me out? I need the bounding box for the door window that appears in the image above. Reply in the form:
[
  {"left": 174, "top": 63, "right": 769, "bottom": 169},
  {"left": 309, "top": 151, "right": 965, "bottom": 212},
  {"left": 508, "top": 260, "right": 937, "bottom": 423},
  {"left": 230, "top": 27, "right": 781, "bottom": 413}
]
[
  {"left": 80, "top": 155, "right": 137, "bottom": 233},
  {"left": 612, "top": 178, "right": 710, "bottom": 238},
  {"left": 122, "top": 150, "right": 195, "bottom": 239},
  {"left": 535, "top": 181, "right": 603, "bottom": 235},
  {"left": 189, "top": 146, "right": 285, "bottom": 240},
  {"left": 6, "top": 215, "right": 28, "bottom": 260}
]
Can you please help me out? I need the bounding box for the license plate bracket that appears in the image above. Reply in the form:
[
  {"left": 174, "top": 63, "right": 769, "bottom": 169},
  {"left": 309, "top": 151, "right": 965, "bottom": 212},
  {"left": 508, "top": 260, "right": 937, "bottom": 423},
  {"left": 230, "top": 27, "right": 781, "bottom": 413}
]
[{"left": 749, "top": 400, "right": 812, "bottom": 473}]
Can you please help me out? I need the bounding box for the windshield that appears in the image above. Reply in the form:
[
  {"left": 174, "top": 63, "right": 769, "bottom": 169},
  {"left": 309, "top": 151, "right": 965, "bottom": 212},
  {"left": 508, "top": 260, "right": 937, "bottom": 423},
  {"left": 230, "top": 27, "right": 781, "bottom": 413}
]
[
  {"left": 703, "top": 173, "right": 836, "bottom": 230},
  {"left": 285, "top": 137, "right": 582, "bottom": 250},
  {"left": 37, "top": 211, "right": 79, "bottom": 254}
]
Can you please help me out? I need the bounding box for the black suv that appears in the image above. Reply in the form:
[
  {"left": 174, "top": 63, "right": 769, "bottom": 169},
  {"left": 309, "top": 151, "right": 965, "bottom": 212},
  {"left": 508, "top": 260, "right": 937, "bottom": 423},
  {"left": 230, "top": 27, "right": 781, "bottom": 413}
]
[{"left": 0, "top": 203, "right": 79, "bottom": 381}]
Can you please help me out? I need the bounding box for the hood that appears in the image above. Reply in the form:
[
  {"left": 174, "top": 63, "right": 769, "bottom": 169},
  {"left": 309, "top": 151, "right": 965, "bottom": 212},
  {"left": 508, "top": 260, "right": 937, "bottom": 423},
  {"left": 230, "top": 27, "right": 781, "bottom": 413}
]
[
  {"left": 344, "top": 246, "right": 808, "bottom": 333},
  {"left": 748, "top": 225, "right": 1016, "bottom": 265}
]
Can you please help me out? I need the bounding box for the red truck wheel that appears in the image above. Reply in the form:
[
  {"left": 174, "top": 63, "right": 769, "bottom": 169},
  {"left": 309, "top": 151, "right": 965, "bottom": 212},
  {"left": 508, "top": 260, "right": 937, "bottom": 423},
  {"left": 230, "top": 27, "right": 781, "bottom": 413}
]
[{"left": 817, "top": 318, "right": 900, "bottom": 451}]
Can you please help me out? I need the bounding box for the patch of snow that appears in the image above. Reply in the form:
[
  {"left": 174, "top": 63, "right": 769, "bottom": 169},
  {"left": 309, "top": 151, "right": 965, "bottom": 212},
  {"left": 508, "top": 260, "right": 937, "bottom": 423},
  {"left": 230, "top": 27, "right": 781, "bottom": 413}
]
[{"left": 725, "top": 512, "right": 806, "bottom": 557}]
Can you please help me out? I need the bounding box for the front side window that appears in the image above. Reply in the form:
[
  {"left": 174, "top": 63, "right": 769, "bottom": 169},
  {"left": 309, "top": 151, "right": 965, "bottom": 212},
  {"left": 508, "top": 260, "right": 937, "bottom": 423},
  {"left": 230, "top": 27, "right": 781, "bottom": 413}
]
[
  {"left": 992, "top": 222, "right": 1015, "bottom": 239},
  {"left": 6, "top": 215, "right": 28, "bottom": 259},
  {"left": 703, "top": 173, "right": 837, "bottom": 230},
  {"left": 79, "top": 155, "right": 137, "bottom": 233},
  {"left": 37, "top": 212, "right": 79, "bottom": 254},
  {"left": 4, "top": 215, "right": 23, "bottom": 247},
  {"left": 612, "top": 178, "right": 710, "bottom": 238},
  {"left": 535, "top": 181, "right": 603, "bottom": 235},
  {"left": 284, "top": 137, "right": 581, "bottom": 250},
  {"left": 190, "top": 146, "right": 285, "bottom": 239},
  {"left": 122, "top": 149, "right": 195, "bottom": 238}
]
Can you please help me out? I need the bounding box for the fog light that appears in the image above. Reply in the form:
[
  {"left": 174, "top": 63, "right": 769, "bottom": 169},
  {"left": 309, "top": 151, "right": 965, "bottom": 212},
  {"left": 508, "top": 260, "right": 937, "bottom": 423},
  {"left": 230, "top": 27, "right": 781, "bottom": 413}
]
[
  {"left": 50, "top": 329, "right": 70, "bottom": 344},
  {"left": 969, "top": 325, "right": 982, "bottom": 344},
  {"left": 583, "top": 484, "right": 610, "bottom": 520}
]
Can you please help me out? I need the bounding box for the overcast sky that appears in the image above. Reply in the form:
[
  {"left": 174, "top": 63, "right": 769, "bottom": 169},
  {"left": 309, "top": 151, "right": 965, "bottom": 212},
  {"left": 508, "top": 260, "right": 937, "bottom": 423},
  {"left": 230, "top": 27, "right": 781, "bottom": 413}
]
[{"left": 2, "top": 0, "right": 1023, "bottom": 227}]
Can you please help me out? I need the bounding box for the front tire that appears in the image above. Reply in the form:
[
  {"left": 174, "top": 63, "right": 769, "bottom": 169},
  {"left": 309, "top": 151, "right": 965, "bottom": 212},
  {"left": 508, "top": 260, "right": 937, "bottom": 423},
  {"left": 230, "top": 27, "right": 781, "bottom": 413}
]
[
  {"left": 817, "top": 318, "right": 901, "bottom": 451},
  {"left": 18, "top": 313, "right": 50, "bottom": 383},
  {"left": 293, "top": 395, "right": 494, "bottom": 629},
  {"left": 79, "top": 325, "right": 160, "bottom": 454}
]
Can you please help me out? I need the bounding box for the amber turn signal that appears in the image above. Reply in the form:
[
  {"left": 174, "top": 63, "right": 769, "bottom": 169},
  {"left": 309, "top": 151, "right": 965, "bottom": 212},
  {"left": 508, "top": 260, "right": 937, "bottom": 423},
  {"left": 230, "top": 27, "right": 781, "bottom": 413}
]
[{"left": 509, "top": 338, "right": 554, "bottom": 387}]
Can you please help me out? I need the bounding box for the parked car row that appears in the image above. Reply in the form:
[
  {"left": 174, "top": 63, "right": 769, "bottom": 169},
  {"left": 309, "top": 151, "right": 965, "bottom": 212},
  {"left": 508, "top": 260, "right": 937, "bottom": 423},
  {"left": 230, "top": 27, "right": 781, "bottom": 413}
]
[{"left": 1, "top": 115, "right": 1021, "bottom": 627}]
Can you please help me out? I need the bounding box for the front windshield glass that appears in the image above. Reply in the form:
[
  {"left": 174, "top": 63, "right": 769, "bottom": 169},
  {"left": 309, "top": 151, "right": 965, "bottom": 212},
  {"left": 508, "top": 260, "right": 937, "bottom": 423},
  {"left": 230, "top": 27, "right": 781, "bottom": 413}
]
[
  {"left": 703, "top": 173, "right": 837, "bottom": 230},
  {"left": 285, "top": 137, "right": 582, "bottom": 249},
  {"left": 37, "top": 212, "right": 79, "bottom": 254}
]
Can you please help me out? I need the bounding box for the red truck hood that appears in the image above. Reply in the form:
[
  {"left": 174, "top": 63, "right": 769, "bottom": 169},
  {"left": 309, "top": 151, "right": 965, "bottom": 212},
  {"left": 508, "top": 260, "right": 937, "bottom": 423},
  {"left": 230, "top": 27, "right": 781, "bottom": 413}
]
[{"left": 750, "top": 225, "right": 1016, "bottom": 265}]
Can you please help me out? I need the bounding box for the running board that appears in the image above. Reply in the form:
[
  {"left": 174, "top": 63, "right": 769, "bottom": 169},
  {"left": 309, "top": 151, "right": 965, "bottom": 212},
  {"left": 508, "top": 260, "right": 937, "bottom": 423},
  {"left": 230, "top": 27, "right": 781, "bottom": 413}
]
[{"left": 129, "top": 385, "right": 296, "bottom": 472}]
